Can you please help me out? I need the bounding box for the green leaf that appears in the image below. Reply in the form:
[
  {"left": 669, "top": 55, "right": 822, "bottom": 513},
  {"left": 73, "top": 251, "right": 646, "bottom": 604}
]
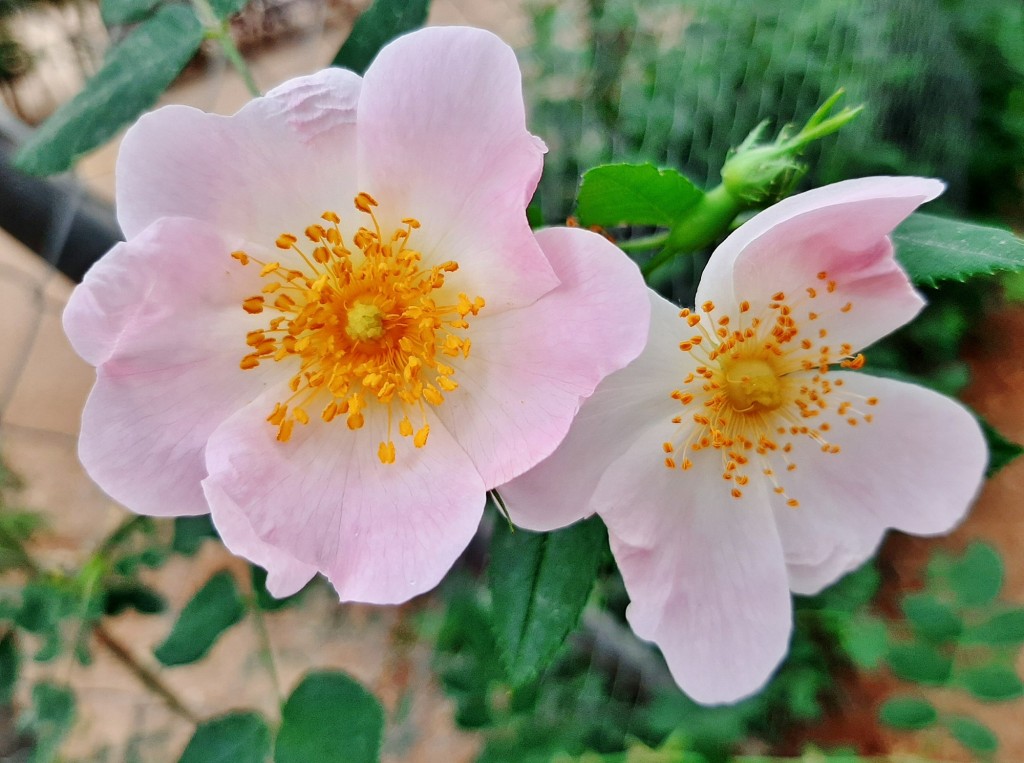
[
  {"left": 949, "top": 542, "right": 1003, "bottom": 607},
  {"left": 946, "top": 715, "right": 999, "bottom": 755},
  {"left": 893, "top": 213, "right": 1024, "bottom": 287},
  {"left": 103, "top": 580, "right": 167, "bottom": 616},
  {"left": 0, "top": 630, "right": 18, "bottom": 705},
  {"left": 965, "top": 608, "right": 1024, "bottom": 645},
  {"left": 275, "top": 671, "right": 383, "bottom": 763},
  {"left": 900, "top": 593, "right": 962, "bottom": 643},
  {"left": 878, "top": 695, "right": 937, "bottom": 730},
  {"left": 576, "top": 163, "right": 703, "bottom": 228},
  {"left": 209, "top": 0, "right": 248, "bottom": 20},
  {"left": 154, "top": 571, "right": 245, "bottom": 666},
  {"left": 331, "top": 0, "right": 430, "bottom": 75},
  {"left": 886, "top": 643, "right": 952, "bottom": 686},
  {"left": 14, "top": 6, "right": 204, "bottom": 176},
  {"left": 489, "top": 517, "right": 606, "bottom": 686},
  {"left": 21, "top": 682, "right": 76, "bottom": 763},
  {"left": 251, "top": 565, "right": 307, "bottom": 611},
  {"left": 959, "top": 666, "right": 1024, "bottom": 702},
  {"left": 179, "top": 711, "right": 272, "bottom": 763},
  {"left": 980, "top": 418, "right": 1024, "bottom": 477},
  {"left": 100, "top": 0, "right": 161, "bottom": 26},
  {"left": 172, "top": 515, "right": 219, "bottom": 556},
  {"left": 839, "top": 614, "right": 889, "bottom": 669}
]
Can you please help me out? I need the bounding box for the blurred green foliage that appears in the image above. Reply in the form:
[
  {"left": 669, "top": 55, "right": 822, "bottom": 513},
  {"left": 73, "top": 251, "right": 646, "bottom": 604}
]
[{"left": 524, "top": 0, "right": 1023, "bottom": 223}]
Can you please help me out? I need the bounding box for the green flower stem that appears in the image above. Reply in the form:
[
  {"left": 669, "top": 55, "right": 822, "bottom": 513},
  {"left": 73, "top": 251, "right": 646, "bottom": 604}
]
[
  {"left": 190, "top": 0, "right": 262, "bottom": 98},
  {"left": 248, "top": 596, "right": 283, "bottom": 707},
  {"left": 642, "top": 184, "right": 743, "bottom": 278},
  {"left": 617, "top": 231, "right": 670, "bottom": 253}
]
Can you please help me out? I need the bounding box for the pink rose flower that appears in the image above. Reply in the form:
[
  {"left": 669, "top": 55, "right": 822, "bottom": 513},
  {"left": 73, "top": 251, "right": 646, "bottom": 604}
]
[
  {"left": 63, "top": 26, "right": 649, "bottom": 604},
  {"left": 501, "top": 177, "right": 987, "bottom": 704}
]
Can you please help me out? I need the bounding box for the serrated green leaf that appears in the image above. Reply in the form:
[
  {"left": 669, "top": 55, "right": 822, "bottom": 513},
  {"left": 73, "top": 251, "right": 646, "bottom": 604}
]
[
  {"left": 154, "top": 571, "right": 244, "bottom": 666},
  {"left": 980, "top": 418, "right": 1024, "bottom": 478},
  {"left": 886, "top": 643, "right": 952, "bottom": 685},
  {"left": 490, "top": 517, "right": 606, "bottom": 686},
  {"left": 0, "top": 631, "right": 18, "bottom": 705},
  {"left": 179, "top": 711, "right": 271, "bottom": 763},
  {"left": 950, "top": 542, "right": 1003, "bottom": 607},
  {"left": 22, "top": 682, "right": 76, "bottom": 763},
  {"left": 893, "top": 213, "right": 1024, "bottom": 287},
  {"left": 331, "top": 0, "right": 429, "bottom": 75},
  {"left": 878, "top": 695, "right": 937, "bottom": 730},
  {"left": 965, "top": 608, "right": 1024, "bottom": 645},
  {"left": 945, "top": 715, "right": 999, "bottom": 754},
  {"left": 576, "top": 163, "right": 703, "bottom": 228},
  {"left": 172, "top": 515, "right": 219, "bottom": 556},
  {"left": 275, "top": 671, "right": 383, "bottom": 763},
  {"left": 900, "top": 593, "right": 962, "bottom": 643},
  {"left": 14, "top": 6, "right": 203, "bottom": 176},
  {"left": 959, "top": 666, "right": 1024, "bottom": 701},
  {"left": 100, "top": 0, "right": 161, "bottom": 26},
  {"left": 839, "top": 614, "right": 889, "bottom": 669}
]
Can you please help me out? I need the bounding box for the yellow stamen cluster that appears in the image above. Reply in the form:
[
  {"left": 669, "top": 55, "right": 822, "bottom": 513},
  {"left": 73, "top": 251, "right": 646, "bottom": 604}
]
[
  {"left": 234, "top": 192, "right": 485, "bottom": 464},
  {"left": 663, "top": 271, "right": 877, "bottom": 506}
]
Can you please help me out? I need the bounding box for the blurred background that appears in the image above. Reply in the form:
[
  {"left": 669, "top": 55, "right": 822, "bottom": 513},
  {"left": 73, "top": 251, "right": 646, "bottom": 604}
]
[{"left": 0, "top": 0, "right": 1022, "bottom": 760}]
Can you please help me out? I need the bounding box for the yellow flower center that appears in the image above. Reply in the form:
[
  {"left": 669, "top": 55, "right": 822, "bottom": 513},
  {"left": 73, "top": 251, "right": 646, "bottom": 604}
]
[
  {"left": 722, "top": 357, "right": 783, "bottom": 412},
  {"left": 232, "top": 192, "right": 485, "bottom": 464},
  {"left": 662, "top": 273, "right": 878, "bottom": 506}
]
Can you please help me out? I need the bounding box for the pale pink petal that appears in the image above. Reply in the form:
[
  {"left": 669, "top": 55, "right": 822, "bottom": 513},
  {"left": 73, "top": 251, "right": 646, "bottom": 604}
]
[
  {"left": 435, "top": 227, "right": 649, "bottom": 491},
  {"left": 499, "top": 290, "right": 684, "bottom": 531},
  {"left": 357, "top": 26, "right": 557, "bottom": 311},
  {"left": 696, "top": 177, "right": 942, "bottom": 352},
  {"left": 117, "top": 68, "right": 362, "bottom": 243},
  {"left": 65, "top": 218, "right": 280, "bottom": 516},
  {"left": 600, "top": 464, "right": 792, "bottom": 705},
  {"left": 203, "top": 401, "right": 486, "bottom": 604},
  {"left": 206, "top": 482, "right": 318, "bottom": 597},
  {"left": 771, "top": 371, "right": 986, "bottom": 595}
]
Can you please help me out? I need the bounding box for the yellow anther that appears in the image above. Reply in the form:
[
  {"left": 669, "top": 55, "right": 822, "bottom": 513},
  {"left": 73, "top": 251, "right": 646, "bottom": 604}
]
[
  {"left": 378, "top": 441, "right": 396, "bottom": 464},
  {"left": 276, "top": 233, "right": 298, "bottom": 249},
  {"left": 243, "top": 296, "right": 265, "bottom": 314},
  {"left": 414, "top": 426, "right": 430, "bottom": 448},
  {"left": 354, "top": 192, "right": 378, "bottom": 212}
]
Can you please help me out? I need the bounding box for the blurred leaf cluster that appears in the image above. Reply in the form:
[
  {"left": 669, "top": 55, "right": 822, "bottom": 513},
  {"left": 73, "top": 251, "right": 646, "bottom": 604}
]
[{"left": 876, "top": 541, "right": 1023, "bottom": 756}]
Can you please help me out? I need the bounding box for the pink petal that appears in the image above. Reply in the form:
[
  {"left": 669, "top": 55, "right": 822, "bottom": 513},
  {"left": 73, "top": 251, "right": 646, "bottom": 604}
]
[
  {"left": 436, "top": 227, "right": 649, "bottom": 491},
  {"left": 772, "top": 371, "right": 986, "bottom": 595},
  {"left": 65, "top": 218, "right": 276, "bottom": 516},
  {"left": 499, "top": 290, "right": 683, "bottom": 531},
  {"left": 601, "top": 467, "right": 792, "bottom": 704},
  {"left": 206, "top": 482, "right": 318, "bottom": 597},
  {"left": 696, "top": 177, "right": 942, "bottom": 352},
  {"left": 203, "top": 400, "right": 486, "bottom": 604},
  {"left": 117, "top": 68, "right": 362, "bottom": 243},
  {"left": 357, "top": 26, "right": 558, "bottom": 312}
]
